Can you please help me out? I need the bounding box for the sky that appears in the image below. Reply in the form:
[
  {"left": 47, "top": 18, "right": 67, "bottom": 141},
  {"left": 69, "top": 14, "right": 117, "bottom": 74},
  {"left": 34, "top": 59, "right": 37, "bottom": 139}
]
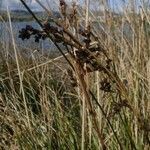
[
  {"left": 0, "top": 0, "right": 149, "bottom": 12},
  {"left": 0, "top": 0, "right": 58, "bottom": 11}
]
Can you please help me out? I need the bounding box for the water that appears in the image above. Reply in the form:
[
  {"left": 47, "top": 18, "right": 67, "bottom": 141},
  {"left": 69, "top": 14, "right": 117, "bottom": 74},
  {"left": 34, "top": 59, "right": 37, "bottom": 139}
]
[
  {"left": 0, "top": 20, "right": 135, "bottom": 55},
  {"left": 0, "top": 21, "right": 56, "bottom": 52}
]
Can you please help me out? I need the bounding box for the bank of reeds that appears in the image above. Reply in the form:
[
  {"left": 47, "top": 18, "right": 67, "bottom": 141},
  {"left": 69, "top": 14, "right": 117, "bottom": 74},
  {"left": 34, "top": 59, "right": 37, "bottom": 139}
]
[{"left": 0, "top": 0, "right": 150, "bottom": 149}]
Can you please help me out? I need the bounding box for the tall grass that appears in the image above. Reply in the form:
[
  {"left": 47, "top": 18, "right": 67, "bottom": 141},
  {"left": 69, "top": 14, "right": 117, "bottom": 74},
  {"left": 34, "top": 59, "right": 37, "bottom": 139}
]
[{"left": 0, "top": 0, "right": 150, "bottom": 149}]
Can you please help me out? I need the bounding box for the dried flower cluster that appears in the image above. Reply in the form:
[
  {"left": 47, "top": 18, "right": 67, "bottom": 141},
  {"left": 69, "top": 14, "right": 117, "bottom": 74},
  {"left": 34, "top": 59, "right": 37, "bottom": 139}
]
[
  {"left": 19, "top": 22, "right": 114, "bottom": 93},
  {"left": 19, "top": 25, "right": 47, "bottom": 43},
  {"left": 108, "top": 99, "right": 132, "bottom": 118},
  {"left": 59, "top": 0, "right": 67, "bottom": 17}
]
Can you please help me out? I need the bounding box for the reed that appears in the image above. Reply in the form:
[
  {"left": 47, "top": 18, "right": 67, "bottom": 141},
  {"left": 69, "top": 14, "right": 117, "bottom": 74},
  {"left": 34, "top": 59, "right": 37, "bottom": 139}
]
[{"left": 0, "top": 0, "right": 149, "bottom": 149}]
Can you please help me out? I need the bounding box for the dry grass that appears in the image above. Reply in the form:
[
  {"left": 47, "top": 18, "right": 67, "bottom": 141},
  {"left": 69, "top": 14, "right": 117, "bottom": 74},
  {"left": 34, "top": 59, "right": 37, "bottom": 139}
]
[{"left": 0, "top": 0, "right": 150, "bottom": 150}]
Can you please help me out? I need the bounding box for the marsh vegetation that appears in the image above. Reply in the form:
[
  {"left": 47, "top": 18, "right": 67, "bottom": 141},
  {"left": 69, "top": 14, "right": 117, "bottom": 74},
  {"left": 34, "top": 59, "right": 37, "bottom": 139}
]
[{"left": 0, "top": 0, "right": 150, "bottom": 149}]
